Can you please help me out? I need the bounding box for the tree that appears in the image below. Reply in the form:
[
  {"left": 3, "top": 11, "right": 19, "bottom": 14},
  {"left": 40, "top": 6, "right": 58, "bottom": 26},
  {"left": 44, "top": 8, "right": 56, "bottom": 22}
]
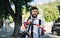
[
  {"left": 0, "top": 13, "right": 3, "bottom": 28},
  {"left": 43, "top": 6, "right": 59, "bottom": 22},
  {"left": 40, "top": 2, "right": 59, "bottom": 22},
  {"left": 0, "top": 0, "right": 33, "bottom": 37}
]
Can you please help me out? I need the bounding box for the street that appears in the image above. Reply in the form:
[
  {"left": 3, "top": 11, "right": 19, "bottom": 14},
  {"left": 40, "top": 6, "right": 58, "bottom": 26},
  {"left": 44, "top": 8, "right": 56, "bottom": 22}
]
[
  {"left": 43, "top": 33, "right": 60, "bottom": 38},
  {"left": 0, "top": 22, "right": 60, "bottom": 38},
  {"left": 0, "top": 30, "right": 60, "bottom": 38}
]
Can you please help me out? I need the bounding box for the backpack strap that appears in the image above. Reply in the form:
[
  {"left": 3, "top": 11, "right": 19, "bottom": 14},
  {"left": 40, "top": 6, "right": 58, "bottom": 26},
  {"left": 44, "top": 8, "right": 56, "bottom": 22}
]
[
  {"left": 24, "top": 16, "right": 31, "bottom": 38},
  {"left": 27, "top": 16, "right": 31, "bottom": 21},
  {"left": 26, "top": 16, "right": 31, "bottom": 32},
  {"left": 38, "top": 19, "right": 41, "bottom": 38},
  {"left": 39, "top": 19, "right": 41, "bottom": 25}
]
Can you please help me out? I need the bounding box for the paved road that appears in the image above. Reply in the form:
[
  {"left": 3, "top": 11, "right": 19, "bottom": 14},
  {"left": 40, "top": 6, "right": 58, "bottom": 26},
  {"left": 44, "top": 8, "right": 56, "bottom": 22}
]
[
  {"left": 0, "top": 30, "right": 60, "bottom": 38},
  {"left": 43, "top": 33, "right": 60, "bottom": 38},
  {"left": 0, "top": 22, "right": 60, "bottom": 38}
]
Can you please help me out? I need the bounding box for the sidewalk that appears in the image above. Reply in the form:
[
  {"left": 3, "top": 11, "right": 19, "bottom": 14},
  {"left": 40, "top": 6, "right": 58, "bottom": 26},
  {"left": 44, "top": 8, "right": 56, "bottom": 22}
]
[
  {"left": 0, "top": 22, "right": 20, "bottom": 38},
  {"left": 0, "top": 28, "right": 12, "bottom": 38}
]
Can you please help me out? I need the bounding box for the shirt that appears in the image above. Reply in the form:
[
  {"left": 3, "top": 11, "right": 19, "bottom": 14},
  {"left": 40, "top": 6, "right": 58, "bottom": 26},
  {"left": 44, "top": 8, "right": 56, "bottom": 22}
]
[{"left": 20, "top": 16, "right": 44, "bottom": 38}]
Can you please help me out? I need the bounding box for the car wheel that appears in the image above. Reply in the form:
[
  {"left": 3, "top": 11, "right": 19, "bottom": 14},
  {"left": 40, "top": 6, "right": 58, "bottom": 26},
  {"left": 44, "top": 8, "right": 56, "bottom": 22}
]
[{"left": 52, "top": 31, "right": 57, "bottom": 35}]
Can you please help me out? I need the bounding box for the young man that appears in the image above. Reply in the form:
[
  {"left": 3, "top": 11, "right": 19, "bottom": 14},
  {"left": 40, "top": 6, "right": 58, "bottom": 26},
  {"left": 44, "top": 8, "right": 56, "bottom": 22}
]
[{"left": 20, "top": 7, "right": 44, "bottom": 38}]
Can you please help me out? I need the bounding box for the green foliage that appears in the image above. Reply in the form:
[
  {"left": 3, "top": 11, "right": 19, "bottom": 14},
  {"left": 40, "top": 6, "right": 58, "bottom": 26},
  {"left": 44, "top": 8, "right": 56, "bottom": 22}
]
[
  {"left": 0, "top": 0, "right": 33, "bottom": 36},
  {"left": 40, "top": 2, "right": 60, "bottom": 22},
  {"left": 0, "top": 0, "right": 33, "bottom": 21},
  {"left": 9, "top": 16, "right": 13, "bottom": 23}
]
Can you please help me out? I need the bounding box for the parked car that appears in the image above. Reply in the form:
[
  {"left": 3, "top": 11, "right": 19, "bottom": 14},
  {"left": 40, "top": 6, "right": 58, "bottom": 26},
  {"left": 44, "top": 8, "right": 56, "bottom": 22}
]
[{"left": 51, "top": 17, "right": 60, "bottom": 35}]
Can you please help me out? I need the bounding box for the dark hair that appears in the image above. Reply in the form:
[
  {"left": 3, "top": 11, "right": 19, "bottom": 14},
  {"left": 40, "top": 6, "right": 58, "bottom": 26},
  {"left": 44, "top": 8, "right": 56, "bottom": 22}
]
[
  {"left": 30, "top": 7, "right": 39, "bottom": 14},
  {"left": 30, "top": 7, "right": 38, "bottom": 10}
]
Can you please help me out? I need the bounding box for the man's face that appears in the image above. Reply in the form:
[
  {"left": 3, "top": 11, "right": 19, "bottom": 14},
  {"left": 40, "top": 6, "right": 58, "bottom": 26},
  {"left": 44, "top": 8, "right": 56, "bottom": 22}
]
[{"left": 31, "top": 9, "right": 38, "bottom": 18}]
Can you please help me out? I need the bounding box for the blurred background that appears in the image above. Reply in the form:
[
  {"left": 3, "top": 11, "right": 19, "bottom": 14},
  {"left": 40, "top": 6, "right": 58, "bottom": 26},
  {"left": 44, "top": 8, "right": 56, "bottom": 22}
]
[{"left": 0, "top": 0, "right": 60, "bottom": 38}]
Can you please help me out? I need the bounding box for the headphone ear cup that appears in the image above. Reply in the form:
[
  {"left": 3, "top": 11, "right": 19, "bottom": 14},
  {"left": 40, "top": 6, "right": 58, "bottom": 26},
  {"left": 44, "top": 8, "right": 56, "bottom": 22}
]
[{"left": 38, "top": 12, "right": 39, "bottom": 14}]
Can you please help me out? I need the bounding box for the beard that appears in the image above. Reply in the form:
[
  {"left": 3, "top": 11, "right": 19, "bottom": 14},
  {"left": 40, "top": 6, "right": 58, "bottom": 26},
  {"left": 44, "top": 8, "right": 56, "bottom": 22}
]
[{"left": 32, "top": 14, "right": 37, "bottom": 18}]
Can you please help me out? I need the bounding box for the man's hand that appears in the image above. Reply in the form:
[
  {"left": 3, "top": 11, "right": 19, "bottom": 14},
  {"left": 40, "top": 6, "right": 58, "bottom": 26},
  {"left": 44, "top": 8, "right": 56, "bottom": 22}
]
[
  {"left": 21, "top": 24, "right": 26, "bottom": 31},
  {"left": 39, "top": 25, "right": 44, "bottom": 28},
  {"left": 21, "top": 20, "right": 32, "bottom": 31}
]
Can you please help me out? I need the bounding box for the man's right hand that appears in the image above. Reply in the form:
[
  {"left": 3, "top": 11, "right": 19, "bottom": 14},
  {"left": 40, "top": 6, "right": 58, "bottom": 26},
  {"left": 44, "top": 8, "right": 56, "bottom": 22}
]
[
  {"left": 21, "top": 24, "right": 26, "bottom": 31},
  {"left": 21, "top": 20, "right": 32, "bottom": 31}
]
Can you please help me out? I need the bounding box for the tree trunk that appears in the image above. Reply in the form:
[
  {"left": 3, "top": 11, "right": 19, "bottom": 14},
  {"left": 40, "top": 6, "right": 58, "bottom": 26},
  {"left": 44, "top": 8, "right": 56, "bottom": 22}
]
[
  {"left": 12, "top": 1, "right": 22, "bottom": 36},
  {"left": 12, "top": 13, "right": 22, "bottom": 37},
  {"left": 0, "top": 12, "right": 3, "bottom": 28},
  {"left": 4, "top": 0, "right": 22, "bottom": 37}
]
